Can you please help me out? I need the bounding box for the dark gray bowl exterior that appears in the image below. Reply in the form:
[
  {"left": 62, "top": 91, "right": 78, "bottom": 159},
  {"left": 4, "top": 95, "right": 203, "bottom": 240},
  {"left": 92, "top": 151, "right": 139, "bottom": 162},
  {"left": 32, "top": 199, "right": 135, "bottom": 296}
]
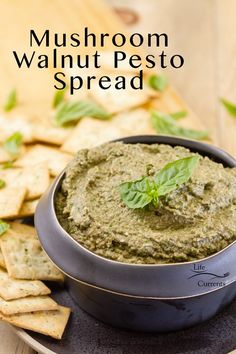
[{"left": 35, "top": 135, "right": 236, "bottom": 332}]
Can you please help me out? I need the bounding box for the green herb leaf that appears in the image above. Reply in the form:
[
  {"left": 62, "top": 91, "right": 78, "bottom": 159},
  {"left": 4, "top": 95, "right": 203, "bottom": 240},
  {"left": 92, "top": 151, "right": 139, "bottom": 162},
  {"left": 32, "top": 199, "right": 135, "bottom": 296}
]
[
  {"left": 3, "top": 132, "right": 23, "bottom": 156},
  {"left": 0, "top": 220, "right": 10, "bottom": 236},
  {"left": 220, "top": 98, "right": 236, "bottom": 117},
  {"left": 170, "top": 111, "right": 188, "bottom": 120},
  {"left": 155, "top": 156, "right": 200, "bottom": 196},
  {"left": 1, "top": 161, "right": 14, "bottom": 169},
  {"left": 0, "top": 179, "right": 6, "bottom": 189},
  {"left": 52, "top": 88, "right": 67, "bottom": 108},
  {"left": 120, "top": 156, "right": 199, "bottom": 209},
  {"left": 148, "top": 74, "right": 168, "bottom": 92},
  {"left": 120, "top": 177, "right": 158, "bottom": 209},
  {"left": 4, "top": 89, "right": 17, "bottom": 112},
  {"left": 55, "top": 99, "right": 111, "bottom": 126},
  {"left": 151, "top": 111, "right": 209, "bottom": 140}
]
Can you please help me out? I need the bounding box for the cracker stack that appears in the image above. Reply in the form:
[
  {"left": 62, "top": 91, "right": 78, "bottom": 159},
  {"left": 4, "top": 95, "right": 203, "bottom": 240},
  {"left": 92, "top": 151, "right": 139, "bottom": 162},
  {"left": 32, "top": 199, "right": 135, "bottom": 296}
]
[{"left": 0, "top": 223, "right": 70, "bottom": 339}]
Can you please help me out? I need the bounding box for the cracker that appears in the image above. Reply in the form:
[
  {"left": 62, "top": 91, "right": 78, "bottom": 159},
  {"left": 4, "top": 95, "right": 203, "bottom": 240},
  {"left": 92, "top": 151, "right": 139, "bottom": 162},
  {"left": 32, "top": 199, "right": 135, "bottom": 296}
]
[
  {"left": 8, "top": 222, "right": 37, "bottom": 239},
  {"left": 112, "top": 108, "right": 155, "bottom": 135},
  {"left": 0, "top": 163, "right": 50, "bottom": 200},
  {"left": 16, "top": 144, "right": 73, "bottom": 176},
  {"left": 0, "top": 268, "right": 50, "bottom": 300},
  {"left": 0, "top": 305, "right": 71, "bottom": 339},
  {"left": 90, "top": 74, "right": 150, "bottom": 114},
  {"left": 61, "top": 117, "right": 126, "bottom": 153},
  {"left": 0, "top": 115, "right": 34, "bottom": 143},
  {"left": 0, "top": 187, "right": 26, "bottom": 219},
  {"left": 0, "top": 250, "right": 6, "bottom": 268},
  {"left": 0, "top": 233, "right": 64, "bottom": 281},
  {"left": 0, "top": 295, "right": 58, "bottom": 315},
  {"left": 17, "top": 199, "right": 39, "bottom": 218},
  {"left": 32, "top": 124, "right": 72, "bottom": 146}
]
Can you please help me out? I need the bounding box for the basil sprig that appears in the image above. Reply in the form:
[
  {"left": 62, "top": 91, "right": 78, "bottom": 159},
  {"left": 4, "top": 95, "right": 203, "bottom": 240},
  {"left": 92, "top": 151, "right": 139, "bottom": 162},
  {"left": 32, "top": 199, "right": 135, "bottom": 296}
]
[
  {"left": 3, "top": 132, "right": 23, "bottom": 156},
  {"left": 148, "top": 74, "right": 168, "bottom": 92},
  {"left": 0, "top": 179, "right": 6, "bottom": 189},
  {"left": 0, "top": 220, "right": 10, "bottom": 236},
  {"left": 120, "top": 156, "right": 199, "bottom": 209},
  {"left": 151, "top": 111, "right": 209, "bottom": 140},
  {"left": 220, "top": 98, "right": 236, "bottom": 117},
  {"left": 52, "top": 87, "right": 67, "bottom": 108},
  {"left": 55, "top": 99, "right": 111, "bottom": 126},
  {"left": 4, "top": 89, "right": 17, "bottom": 112}
]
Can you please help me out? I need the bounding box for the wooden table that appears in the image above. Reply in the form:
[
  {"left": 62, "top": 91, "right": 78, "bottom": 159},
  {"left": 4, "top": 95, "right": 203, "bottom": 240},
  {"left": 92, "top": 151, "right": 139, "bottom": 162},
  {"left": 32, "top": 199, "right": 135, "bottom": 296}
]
[{"left": 1, "top": 0, "right": 236, "bottom": 353}]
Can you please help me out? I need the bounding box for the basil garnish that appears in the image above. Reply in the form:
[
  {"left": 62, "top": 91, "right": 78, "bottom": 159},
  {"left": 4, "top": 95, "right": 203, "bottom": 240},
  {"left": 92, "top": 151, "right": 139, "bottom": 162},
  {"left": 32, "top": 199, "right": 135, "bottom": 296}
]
[
  {"left": 52, "top": 87, "right": 67, "bottom": 108},
  {"left": 220, "top": 98, "right": 236, "bottom": 117},
  {"left": 0, "top": 179, "right": 6, "bottom": 189},
  {"left": 3, "top": 132, "right": 23, "bottom": 156},
  {"left": 148, "top": 74, "right": 168, "bottom": 92},
  {"left": 170, "top": 111, "right": 188, "bottom": 120},
  {"left": 120, "top": 156, "right": 199, "bottom": 209},
  {"left": 0, "top": 220, "right": 10, "bottom": 236},
  {"left": 54, "top": 99, "right": 111, "bottom": 126},
  {"left": 4, "top": 89, "right": 17, "bottom": 112},
  {"left": 151, "top": 111, "right": 209, "bottom": 140}
]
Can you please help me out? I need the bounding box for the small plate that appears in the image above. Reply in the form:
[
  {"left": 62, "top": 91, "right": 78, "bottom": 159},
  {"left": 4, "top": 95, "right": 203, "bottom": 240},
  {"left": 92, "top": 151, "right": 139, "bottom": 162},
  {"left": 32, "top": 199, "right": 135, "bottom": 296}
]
[{"left": 13, "top": 285, "right": 236, "bottom": 354}]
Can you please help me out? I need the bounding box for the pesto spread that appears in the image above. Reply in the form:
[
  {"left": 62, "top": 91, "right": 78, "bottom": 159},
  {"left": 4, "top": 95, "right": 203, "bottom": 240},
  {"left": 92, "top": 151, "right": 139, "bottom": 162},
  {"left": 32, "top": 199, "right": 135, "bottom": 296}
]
[{"left": 55, "top": 142, "right": 236, "bottom": 264}]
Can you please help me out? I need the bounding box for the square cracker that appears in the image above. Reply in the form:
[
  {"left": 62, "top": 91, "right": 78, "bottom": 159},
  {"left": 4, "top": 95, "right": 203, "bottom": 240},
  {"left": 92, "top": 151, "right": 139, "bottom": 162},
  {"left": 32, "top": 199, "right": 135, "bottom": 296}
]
[
  {"left": 16, "top": 144, "right": 73, "bottom": 176},
  {"left": 61, "top": 117, "right": 127, "bottom": 154},
  {"left": 0, "top": 250, "right": 6, "bottom": 268},
  {"left": 112, "top": 108, "right": 155, "bottom": 136},
  {"left": 90, "top": 74, "right": 150, "bottom": 114},
  {"left": 0, "top": 233, "right": 64, "bottom": 281},
  {"left": 17, "top": 199, "right": 39, "bottom": 218},
  {"left": 32, "top": 123, "right": 72, "bottom": 146},
  {"left": 8, "top": 222, "right": 37, "bottom": 239},
  {"left": 0, "top": 163, "right": 50, "bottom": 200},
  {"left": 0, "top": 267, "right": 50, "bottom": 300},
  {"left": 0, "top": 305, "right": 71, "bottom": 339},
  {"left": 0, "top": 115, "right": 34, "bottom": 143},
  {"left": 0, "top": 187, "right": 26, "bottom": 219},
  {"left": 0, "top": 295, "right": 58, "bottom": 315}
]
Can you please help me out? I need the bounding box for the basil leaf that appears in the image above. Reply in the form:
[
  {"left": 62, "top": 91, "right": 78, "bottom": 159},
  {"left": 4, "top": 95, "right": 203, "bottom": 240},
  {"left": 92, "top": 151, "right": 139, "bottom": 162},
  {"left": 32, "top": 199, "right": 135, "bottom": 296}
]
[
  {"left": 0, "top": 220, "right": 10, "bottom": 236},
  {"left": 1, "top": 161, "right": 13, "bottom": 169},
  {"left": 170, "top": 111, "right": 188, "bottom": 120},
  {"left": 151, "top": 111, "right": 209, "bottom": 140},
  {"left": 120, "top": 156, "right": 199, "bottom": 209},
  {"left": 0, "top": 179, "right": 6, "bottom": 189},
  {"left": 3, "top": 132, "right": 23, "bottom": 156},
  {"left": 4, "top": 89, "right": 17, "bottom": 112},
  {"left": 220, "top": 98, "right": 236, "bottom": 117},
  {"left": 52, "top": 88, "right": 67, "bottom": 108},
  {"left": 55, "top": 100, "right": 111, "bottom": 126},
  {"left": 148, "top": 74, "right": 168, "bottom": 92},
  {"left": 155, "top": 156, "right": 200, "bottom": 196},
  {"left": 120, "top": 177, "right": 158, "bottom": 209}
]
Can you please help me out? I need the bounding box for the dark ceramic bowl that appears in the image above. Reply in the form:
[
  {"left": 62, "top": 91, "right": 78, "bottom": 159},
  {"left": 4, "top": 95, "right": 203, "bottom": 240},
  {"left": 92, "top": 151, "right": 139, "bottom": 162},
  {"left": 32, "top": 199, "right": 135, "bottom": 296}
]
[{"left": 35, "top": 135, "right": 236, "bottom": 332}]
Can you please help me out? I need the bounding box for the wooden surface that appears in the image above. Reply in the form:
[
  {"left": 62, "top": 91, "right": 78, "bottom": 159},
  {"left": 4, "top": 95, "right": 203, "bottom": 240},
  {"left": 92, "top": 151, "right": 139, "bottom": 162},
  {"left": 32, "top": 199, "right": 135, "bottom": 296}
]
[{"left": 0, "top": 0, "right": 236, "bottom": 353}]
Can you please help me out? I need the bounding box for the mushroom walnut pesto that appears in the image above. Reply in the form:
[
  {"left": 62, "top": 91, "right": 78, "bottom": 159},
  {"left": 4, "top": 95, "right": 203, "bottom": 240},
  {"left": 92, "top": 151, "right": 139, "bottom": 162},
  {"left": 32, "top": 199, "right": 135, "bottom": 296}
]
[{"left": 55, "top": 143, "right": 236, "bottom": 264}]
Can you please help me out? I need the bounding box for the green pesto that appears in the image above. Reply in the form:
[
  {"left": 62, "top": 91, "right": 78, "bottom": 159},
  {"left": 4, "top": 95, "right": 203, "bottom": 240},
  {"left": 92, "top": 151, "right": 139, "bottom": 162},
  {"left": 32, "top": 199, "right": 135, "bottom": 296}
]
[{"left": 55, "top": 142, "right": 236, "bottom": 264}]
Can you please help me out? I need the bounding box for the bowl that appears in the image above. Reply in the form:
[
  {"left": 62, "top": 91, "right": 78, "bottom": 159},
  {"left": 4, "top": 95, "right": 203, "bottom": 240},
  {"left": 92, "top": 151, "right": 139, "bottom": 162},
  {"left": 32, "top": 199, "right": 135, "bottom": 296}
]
[{"left": 35, "top": 135, "right": 236, "bottom": 332}]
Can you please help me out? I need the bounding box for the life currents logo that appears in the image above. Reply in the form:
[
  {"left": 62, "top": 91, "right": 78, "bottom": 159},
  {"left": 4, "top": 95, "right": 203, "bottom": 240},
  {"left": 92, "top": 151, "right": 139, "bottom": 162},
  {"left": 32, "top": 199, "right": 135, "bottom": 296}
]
[{"left": 188, "top": 264, "right": 230, "bottom": 288}]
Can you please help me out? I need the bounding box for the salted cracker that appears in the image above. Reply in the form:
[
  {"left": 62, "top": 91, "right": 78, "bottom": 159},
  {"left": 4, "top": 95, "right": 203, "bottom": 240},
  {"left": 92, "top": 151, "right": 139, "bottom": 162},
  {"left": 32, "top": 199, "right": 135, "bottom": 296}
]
[
  {"left": 0, "top": 295, "right": 58, "bottom": 315},
  {"left": 61, "top": 117, "right": 126, "bottom": 153},
  {"left": 0, "top": 233, "right": 64, "bottom": 281},
  {"left": 0, "top": 187, "right": 26, "bottom": 219},
  {"left": 0, "top": 305, "right": 71, "bottom": 339},
  {"left": 16, "top": 144, "right": 73, "bottom": 176},
  {"left": 0, "top": 267, "right": 50, "bottom": 300}
]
